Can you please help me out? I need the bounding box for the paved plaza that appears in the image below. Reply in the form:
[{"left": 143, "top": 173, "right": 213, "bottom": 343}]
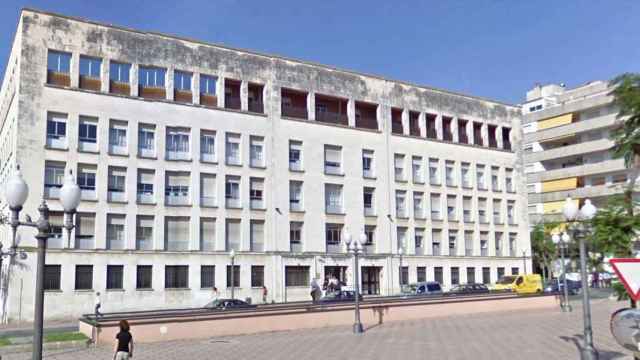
[{"left": 3, "top": 298, "right": 636, "bottom": 360}]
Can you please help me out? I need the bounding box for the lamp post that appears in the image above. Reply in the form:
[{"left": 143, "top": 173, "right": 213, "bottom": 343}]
[
  {"left": 229, "top": 249, "right": 236, "bottom": 300},
  {"left": 398, "top": 246, "right": 404, "bottom": 292},
  {"left": 4, "top": 167, "right": 80, "bottom": 360},
  {"left": 552, "top": 232, "right": 572, "bottom": 312},
  {"left": 562, "top": 197, "right": 598, "bottom": 360},
  {"left": 522, "top": 250, "right": 527, "bottom": 274},
  {"left": 343, "top": 230, "right": 366, "bottom": 334}
]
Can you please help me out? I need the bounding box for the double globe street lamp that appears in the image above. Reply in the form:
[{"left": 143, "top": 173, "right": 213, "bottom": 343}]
[
  {"left": 343, "top": 230, "right": 366, "bottom": 334},
  {"left": 561, "top": 197, "right": 598, "bottom": 360},
  {"left": 551, "top": 231, "right": 572, "bottom": 312},
  {"left": 4, "top": 166, "right": 81, "bottom": 360}
]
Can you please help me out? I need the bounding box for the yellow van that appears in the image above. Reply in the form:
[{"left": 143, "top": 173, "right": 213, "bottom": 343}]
[
  {"left": 513, "top": 274, "right": 543, "bottom": 294},
  {"left": 491, "top": 275, "right": 518, "bottom": 291}
]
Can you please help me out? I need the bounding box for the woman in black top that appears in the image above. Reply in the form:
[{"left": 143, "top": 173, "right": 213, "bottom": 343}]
[{"left": 113, "top": 320, "right": 134, "bottom": 360}]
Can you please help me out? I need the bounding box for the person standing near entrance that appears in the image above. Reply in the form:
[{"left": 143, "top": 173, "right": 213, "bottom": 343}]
[
  {"left": 113, "top": 320, "right": 133, "bottom": 360},
  {"left": 94, "top": 292, "right": 102, "bottom": 318},
  {"left": 262, "top": 286, "right": 268, "bottom": 303}
]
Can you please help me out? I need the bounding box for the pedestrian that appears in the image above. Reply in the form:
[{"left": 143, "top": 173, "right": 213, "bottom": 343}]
[
  {"left": 113, "top": 319, "right": 134, "bottom": 360},
  {"left": 310, "top": 278, "right": 321, "bottom": 303},
  {"left": 213, "top": 286, "right": 219, "bottom": 300},
  {"left": 262, "top": 286, "right": 268, "bottom": 303},
  {"left": 94, "top": 292, "right": 102, "bottom": 319}
]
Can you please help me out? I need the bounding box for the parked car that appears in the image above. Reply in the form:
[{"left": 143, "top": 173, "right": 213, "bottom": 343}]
[
  {"left": 512, "top": 274, "right": 543, "bottom": 294},
  {"left": 204, "top": 298, "right": 257, "bottom": 311},
  {"left": 447, "top": 283, "right": 490, "bottom": 295},
  {"left": 319, "top": 290, "right": 363, "bottom": 303},
  {"left": 401, "top": 282, "right": 443, "bottom": 297},
  {"left": 544, "top": 278, "right": 582, "bottom": 295}
]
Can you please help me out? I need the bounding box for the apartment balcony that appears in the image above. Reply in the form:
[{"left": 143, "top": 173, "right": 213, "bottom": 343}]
[
  {"left": 524, "top": 138, "right": 613, "bottom": 164},
  {"left": 78, "top": 140, "right": 98, "bottom": 153},
  {"left": 225, "top": 96, "right": 241, "bottom": 110},
  {"left": 226, "top": 197, "right": 241, "bottom": 209},
  {"left": 79, "top": 75, "right": 101, "bottom": 91},
  {"left": 165, "top": 194, "right": 190, "bottom": 206},
  {"left": 529, "top": 182, "right": 628, "bottom": 204},
  {"left": 526, "top": 158, "right": 626, "bottom": 183},
  {"left": 139, "top": 86, "right": 166, "bottom": 100},
  {"left": 47, "top": 71, "right": 70, "bottom": 87},
  {"left": 110, "top": 80, "right": 130, "bottom": 96},
  {"left": 364, "top": 207, "right": 376, "bottom": 217},
  {"left": 282, "top": 104, "right": 308, "bottom": 119},
  {"left": 355, "top": 101, "right": 378, "bottom": 130},
  {"left": 200, "top": 94, "right": 218, "bottom": 107},
  {"left": 46, "top": 136, "right": 67, "bottom": 149},
  {"left": 44, "top": 186, "right": 61, "bottom": 199},
  {"left": 166, "top": 150, "right": 190, "bottom": 161},
  {"left": 363, "top": 169, "right": 374, "bottom": 178},
  {"left": 326, "top": 244, "right": 342, "bottom": 254},
  {"left": 138, "top": 146, "right": 155, "bottom": 158},
  {"left": 290, "top": 243, "right": 303, "bottom": 253},
  {"left": 250, "top": 199, "right": 265, "bottom": 210},
  {"left": 137, "top": 192, "right": 155, "bottom": 204},
  {"left": 326, "top": 204, "right": 344, "bottom": 214},
  {"left": 324, "top": 164, "right": 342, "bottom": 176},
  {"left": 108, "top": 191, "right": 126, "bottom": 202},
  {"left": 248, "top": 100, "right": 264, "bottom": 114},
  {"left": 432, "top": 245, "right": 441, "bottom": 256},
  {"left": 80, "top": 188, "right": 96, "bottom": 201},
  {"left": 316, "top": 111, "right": 348, "bottom": 126},
  {"left": 290, "top": 201, "right": 303, "bottom": 212},
  {"left": 174, "top": 89, "right": 193, "bottom": 103},
  {"left": 480, "top": 248, "right": 488, "bottom": 256},
  {"left": 525, "top": 111, "right": 617, "bottom": 144},
  {"left": 226, "top": 156, "right": 242, "bottom": 166},
  {"left": 109, "top": 144, "right": 128, "bottom": 156},
  {"left": 200, "top": 196, "right": 216, "bottom": 207},
  {"left": 201, "top": 152, "right": 216, "bottom": 163},
  {"left": 289, "top": 160, "right": 302, "bottom": 172}
]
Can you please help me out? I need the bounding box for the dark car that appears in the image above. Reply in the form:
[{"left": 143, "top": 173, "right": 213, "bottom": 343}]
[
  {"left": 319, "top": 290, "right": 363, "bottom": 303},
  {"left": 447, "top": 283, "right": 490, "bottom": 295},
  {"left": 544, "top": 279, "right": 581, "bottom": 295},
  {"left": 204, "top": 298, "right": 257, "bottom": 311}
]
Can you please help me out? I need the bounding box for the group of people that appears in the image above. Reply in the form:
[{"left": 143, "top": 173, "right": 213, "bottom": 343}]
[{"left": 310, "top": 275, "right": 346, "bottom": 302}]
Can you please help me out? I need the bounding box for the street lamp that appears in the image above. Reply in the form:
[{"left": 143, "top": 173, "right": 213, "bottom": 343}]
[
  {"left": 398, "top": 246, "right": 404, "bottom": 292},
  {"left": 343, "top": 230, "right": 366, "bottom": 334},
  {"left": 229, "top": 248, "right": 236, "bottom": 300},
  {"left": 4, "top": 166, "right": 80, "bottom": 360},
  {"left": 551, "top": 232, "right": 572, "bottom": 312},
  {"left": 561, "top": 197, "right": 599, "bottom": 360}
]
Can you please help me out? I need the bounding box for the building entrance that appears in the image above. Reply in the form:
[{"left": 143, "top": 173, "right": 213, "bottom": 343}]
[{"left": 361, "top": 266, "right": 381, "bottom": 295}]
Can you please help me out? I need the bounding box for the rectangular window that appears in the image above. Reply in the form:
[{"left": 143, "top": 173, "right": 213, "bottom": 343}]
[
  {"left": 505, "top": 168, "right": 514, "bottom": 192},
  {"left": 491, "top": 166, "right": 500, "bottom": 191},
  {"left": 478, "top": 198, "right": 488, "bottom": 223},
  {"left": 165, "top": 171, "right": 190, "bottom": 206},
  {"left": 498, "top": 267, "right": 505, "bottom": 280},
  {"left": 166, "top": 127, "right": 191, "bottom": 160},
  {"left": 77, "top": 164, "right": 96, "bottom": 193},
  {"left": 136, "top": 215, "right": 154, "bottom": 250},
  {"left": 200, "top": 74, "right": 217, "bottom": 95},
  {"left": 48, "top": 212, "right": 64, "bottom": 249},
  {"left": 447, "top": 195, "right": 457, "bottom": 221},
  {"left": 324, "top": 145, "right": 342, "bottom": 175},
  {"left": 325, "top": 223, "right": 343, "bottom": 246},
  {"left": 432, "top": 229, "right": 442, "bottom": 256},
  {"left": 493, "top": 199, "right": 502, "bottom": 224},
  {"left": 137, "top": 124, "right": 155, "bottom": 157},
  {"left": 46, "top": 112, "right": 67, "bottom": 149},
  {"left": 289, "top": 181, "right": 303, "bottom": 211},
  {"left": 400, "top": 266, "right": 409, "bottom": 286},
  {"left": 362, "top": 149, "right": 374, "bottom": 178},
  {"left": 445, "top": 160, "right": 455, "bottom": 187},
  {"left": 78, "top": 116, "right": 98, "bottom": 150},
  {"left": 250, "top": 220, "right": 265, "bottom": 252},
  {"left": 200, "top": 130, "right": 216, "bottom": 162},
  {"left": 200, "top": 173, "right": 217, "bottom": 207},
  {"left": 429, "top": 158, "right": 440, "bottom": 185},
  {"left": 285, "top": 266, "right": 309, "bottom": 287},
  {"left": 226, "top": 265, "right": 240, "bottom": 287},
  {"left": 476, "top": 164, "right": 486, "bottom": 190},
  {"left": 200, "top": 217, "right": 216, "bottom": 251},
  {"left": 136, "top": 169, "right": 155, "bottom": 204},
  {"left": 108, "top": 120, "right": 128, "bottom": 154},
  {"left": 509, "top": 233, "right": 518, "bottom": 256},
  {"left": 250, "top": 136, "right": 265, "bottom": 168},
  {"left": 165, "top": 265, "right": 189, "bottom": 288},
  {"left": 106, "top": 214, "right": 126, "bottom": 250},
  {"left": 394, "top": 154, "right": 405, "bottom": 181},
  {"left": 251, "top": 265, "right": 265, "bottom": 287},
  {"left": 463, "top": 196, "right": 472, "bottom": 222},
  {"left": 109, "top": 61, "right": 131, "bottom": 83},
  {"left": 417, "top": 266, "right": 427, "bottom": 282},
  {"left": 138, "top": 66, "right": 166, "bottom": 87},
  {"left": 174, "top": 71, "right": 192, "bottom": 91},
  {"left": 507, "top": 200, "right": 516, "bottom": 225},
  {"left": 250, "top": 178, "right": 265, "bottom": 209},
  {"left": 395, "top": 190, "right": 407, "bottom": 218},
  {"left": 106, "top": 265, "right": 124, "bottom": 290},
  {"left": 136, "top": 265, "right": 152, "bottom": 289},
  {"left": 495, "top": 232, "right": 503, "bottom": 256},
  {"left": 451, "top": 267, "right": 460, "bottom": 285},
  {"left": 74, "top": 265, "right": 93, "bottom": 290},
  {"left": 107, "top": 167, "right": 126, "bottom": 202},
  {"left": 430, "top": 193, "right": 441, "bottom": 220},
  {"left": 75, "top": 213, "right": 95, "bottom": 249},
  {"left": 466, "top": 267, "right": 476, "bottom": 284},
  {"left": 225, "top": 176, "right": 241, "bottom": 208},
  {"left": 464, "top": 230, "right": 474, "bottom": 256},
  {"left": 434, "top": 266, "right": 443, "bottom": 285},
  {"left": 413, "top": 191, "right": 424, "bottom": 218},
  {"left": 364, "top": 225, "right": 375, "bottom": 246},
  {"left": 482, "top": 267, "right": 491, "bottom": 285},
  {"left": 511, "top": 267, "right": 519, "bottom": 276},
  {"left": 165, "top": 217, "right": 190, "bottom": 251},
  {"left": 226, "top": 219, "right": 241, "bottom": 251},
  {"left": 461, "top": 162, "right": 471, "bottom": 188},
  {"left": 289, "top": 140, "right": 303, "bottom": 171},
  {"left": 325, "top": 184, "right": 343, "bottom": 214},
  {"left": 79, "top": 56, "right": 101, "bottom": 78},
  {"left": 448, "top": 230, "right": 458, "bottom": 256},
  {"left": 44, "top": 161, "right": 65, "bottom": 199},
  {"left": 415, "top": 228, "right": 424, "bottom": 251},
  {"left": 44, "top": 265, "right": 62, "bottom": 290},
  {"left": 363, "top": 187, "right": 375, "bottom": 216},
  {"left": 47, "top": 50, "right": 71, "bottom": 73},
  {"left": 397, "top": 227, "right": 407, "bottom": 251},
  {"left": 225, "top": 133, "right": 241, "bottom": 165},
  {"left": 290, "top": 221, "right": 303, "bottom": 248},
  {"left": 201, "top": 265, "right": 215, "bottom": 288}
]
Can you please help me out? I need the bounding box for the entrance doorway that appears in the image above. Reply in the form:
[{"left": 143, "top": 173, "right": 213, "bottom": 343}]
[
  {"left": 361, "top": 266, "right": 381, "bottom": 295},
  {"left": 324, "top": 266, "right": 347, "bottom": 286}
]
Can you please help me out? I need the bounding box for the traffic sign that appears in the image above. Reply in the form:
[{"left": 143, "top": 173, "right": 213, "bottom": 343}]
[{"left": 609, "top": 258, "right": 640, "bottom": 302}]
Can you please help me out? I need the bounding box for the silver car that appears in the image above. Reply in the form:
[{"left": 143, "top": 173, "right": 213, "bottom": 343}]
[{"left": 401, "top": 282, "right": 443, "bottom": 297}]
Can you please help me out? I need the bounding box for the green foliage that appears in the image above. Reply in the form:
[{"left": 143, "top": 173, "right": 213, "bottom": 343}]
[
  {"left": 610, "top": 73, "right": 640, "bottom": 167},
  {"left": 0, "top": 337, "right": 11, "bottom": 347},
  {"left": 530, "top": 222, "right": 559, "bottom": 279},
  {"left": 43, "top": 331, "right": 88, "bottom": 343},
  {"left": 612, "top": 281, "right": 630, "bottom": 301},
  {"left": 589, "top": 195, "right": 640, "bottom": 257}
]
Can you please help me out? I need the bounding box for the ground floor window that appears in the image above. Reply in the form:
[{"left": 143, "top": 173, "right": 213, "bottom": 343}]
[
  {"left": 201, "top": 265, "right": 215, "bottom": 288},
  {"left": 44, "top": 265, "right": 61, "bottom": 290},
  {"left": 466, "top": 267, "right": 475, "bottom": 284},
  {"left": 497, "top": 267, "right": 505, "bottom": 280},
  {"left": 511, "top": 267, "right": 519, "bottom": 275},
  {"left": 165, "top": 265, "right": 189, "bottom": 289},
  {"left": 226, "top": 265, "right": 240, "bottom": 288},
  {"left": 482, "top": 267, "right": 491, "bottom": 285},
  {"left": 451, "top": 267, "right": 460, "bottom": 285},
  {"left": 434, "top": 267, "right": 443, "bottom": 285},
  {"left": 417, "top": 267, "right": 426, "bottom": 282},
  {"left": 75, "top": 265, "right": 93, "bottom": 290},
  {"left": 285, "top": 266, "right": 309, "bottom": 287},
  {"left": 251, "top": 265, "right": 264, "bottom": 287},
  {"left": 137, "top": 265, "right": 153, "bottom": 289},
  {"left": 107, "top": 265, "right": 124, "bottom": 290},
  {"left": 400, "top": 266, "right": 409, "bottom": 285}
]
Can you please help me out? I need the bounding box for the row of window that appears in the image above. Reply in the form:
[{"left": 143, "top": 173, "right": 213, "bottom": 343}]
[
  {"left": 47, "top": 113, "right": 264, "bottom": 166},
  {"left": 47, "top": 50, "right": 511, "bottom": 149},
  {"left": 399, "top": 265, "right": 520, "bottom": 287}
]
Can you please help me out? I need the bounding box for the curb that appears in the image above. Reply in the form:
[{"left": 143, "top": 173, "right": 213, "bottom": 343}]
[{"left": 0, "top": 340, "right": 90, "bottom": 355}]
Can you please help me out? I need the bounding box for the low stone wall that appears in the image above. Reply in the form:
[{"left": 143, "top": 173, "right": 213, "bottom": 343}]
[{"left": 81, "top": 295, "right": 557, "bottom": 345}]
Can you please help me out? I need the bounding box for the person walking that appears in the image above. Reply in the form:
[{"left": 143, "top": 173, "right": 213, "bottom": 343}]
[
  {"left": 262, "top": 286, "right": 268, "bottom": 304},
  {"left": 94, "top": 292, "right": 102, "bottom": 319},
  {"left": 212, "top": 286, "right": 220, "bottom": 301},
  {"left": 113, "top": 320, "right": 133, "bottom": 360}
]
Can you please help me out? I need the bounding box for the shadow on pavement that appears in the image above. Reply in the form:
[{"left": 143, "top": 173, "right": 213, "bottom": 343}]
[{"left": 560, "top": 334, "right": 627, "bottom": 360}]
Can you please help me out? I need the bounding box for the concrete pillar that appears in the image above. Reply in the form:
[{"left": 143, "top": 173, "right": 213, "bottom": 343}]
[
  {"left": 418, "top": 112, "right": 426, "bottom": 137},
  {"left": 436, "top": 114, "right": 443, "bottom": 140},
  {"left": 70, "top": 52, "right": 80, "bottom": 88},
  {"left": 190, "top": 213, "right": 200, "bottom": 251},
  {"left": 166, "top": 67, "right": 174, "bottom": 101},
  {"left": 496, "top": 125, "right": 504, "bottom": 149},
  {"left": 377, "top": 105, "right": 386, "bottom": 132},
  {"left": 467, "top": 120, "right": 474, "bottom": 145},
  {"left": 126, "top": 213, "right": 136, "bottom": 250},
  {"left": 240, "top": 80, "right": 249, "bottom": 112},
  {"left": 217, "top": 77, "right": 226, "bottom": 108},
  {"left": 481, "top": 123, "right": 488, "bottom": 147},
  {"left": 101, "top": 58, "right": 110, "bottom": 93},
  {"left": 401, "top": 109, "right": 409, "bottom": 136},
  {"left": 131, "top": 64, "right": 139, "bottom": 97},
  {"left": 452, "top": 117, "right": 459, "bottom": 143},
  {"left": 154, "top": 211, "right": 164, "bottom": 250},
  {"left": 347, "top": 98, "right": 356, "bottom": 127},
  {"left": 308, "top": 92, "right": 316, "bottom": 121},
  {"left": 193, "top": 73, "right": 201, "bottom": 105}
]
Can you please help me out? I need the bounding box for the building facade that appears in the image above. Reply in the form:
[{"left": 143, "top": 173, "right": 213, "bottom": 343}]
[
  {"left": 522, "top": 81, "right": 635, "bottom": 224},
  {"left": 0, "top": 9, "right": 529, "bottom": 322}
]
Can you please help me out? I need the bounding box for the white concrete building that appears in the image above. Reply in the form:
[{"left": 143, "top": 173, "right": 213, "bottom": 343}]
[
  {"left": 522, "top": 81, "right": 636, "bottom": 224},
  {"left": 0, "top": 9, "right": 529, "bottom": 322}
]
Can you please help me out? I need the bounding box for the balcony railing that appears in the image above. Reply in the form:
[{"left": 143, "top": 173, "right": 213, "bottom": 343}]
[
  {"left": 79, "top": 75, "right": 101, "bottom": 91},
  {"left": 316, "top": 111, "right": 348, "bottom": 125},
  {"left": 110, "top": 81, "right": 130, "bottom": 96},
  {"left": 226, "top": 197, "right": 241, "bottom": 209},
  {"left": 166, "top": 150, "right": 190, "bottom": 161},
  {"left": 108, "top": 191, "right": 126, "bottom": 202},
  {"left": 46, "top": 136, "right": 67, "bottom": 149},
  {"left": 364, "top": 207, "right": 375, "bottom": 217},
  {"left": 250, "top": 199, "right": 265, "bottom": 210},
  {"left": 326, "top": 204, "right": 344, "bottom": 214},
  {"left": 282, "top": 105, "right": 308, "bottom": 119},
  {"left": 174, "top": 89, "right": 193, "bottom": 103},
  {"left": 109, "top": 144, "right": 128, "bottom": 156},
  {"left": 44, "top": 185, "right": 61, "bottom": 199},
  {"left": 139, "top": 86, "right": 166, "bottom": 100},
  {"left": 79, "top": 140, "right": 98, "bottom": 153},
  {"left": 355, "top": 116, "right": 378, "bottom": 130},
  {"left": 289, "top": 160, "right": 302, "bottom": 172},
  {"left": 47, "top": 71, "right": 70, "bottom": 86},
  {"left": 290, "top": 243, "right": 303, "bottom": 253},
  {"left": 248, "top": 100, "right": 264, "bottom": 113},
  {"left": 165, "top": 195, "right": 189, "bottom": 206},
  {"left": 225, "top": 96, "right": 241, "bottom": 110},
  {"left": 324, "top": 164, "right": 342, "bottom": 175},
  {"left": 201, "top": 152, "right": 216, "bottom": 163},
  {"left": 137, "top": 193, "right": 155, "bottom": 204},
  {"left": 200, "top": 94, "right": 218, "bottom": 107},
  {"left": 201, "top": 196, "right": 216, "bottom": 207},
  {"left": 80, "top": 189, "right": 96, "bottom": 201}
]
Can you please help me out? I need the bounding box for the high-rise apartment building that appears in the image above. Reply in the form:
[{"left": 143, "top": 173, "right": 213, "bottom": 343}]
[{"left": 0, "top": 9, "right": 529, "bottom": 321}]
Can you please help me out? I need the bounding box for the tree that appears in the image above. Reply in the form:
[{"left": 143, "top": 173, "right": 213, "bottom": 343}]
[{"left": 530, "top": 222, "right": 558, "bottom": 284}]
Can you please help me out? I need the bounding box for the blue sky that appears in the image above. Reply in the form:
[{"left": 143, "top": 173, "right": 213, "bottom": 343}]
[{"left": 0, "top": 0, "right": 637, "bottom": 104}]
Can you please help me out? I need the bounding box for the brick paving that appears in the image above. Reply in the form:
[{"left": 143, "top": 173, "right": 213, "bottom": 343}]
[{"left": 3, "top": 298, "right": 636, "bottom": 360}]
